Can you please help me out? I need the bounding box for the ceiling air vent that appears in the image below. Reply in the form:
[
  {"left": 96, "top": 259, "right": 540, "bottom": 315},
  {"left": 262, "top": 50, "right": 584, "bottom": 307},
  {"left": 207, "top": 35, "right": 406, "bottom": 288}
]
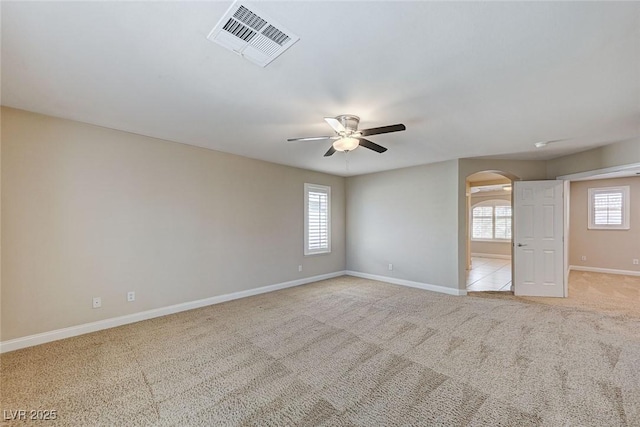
[{"left": 208, "top": 2, "right": 299, "bottom": 67}]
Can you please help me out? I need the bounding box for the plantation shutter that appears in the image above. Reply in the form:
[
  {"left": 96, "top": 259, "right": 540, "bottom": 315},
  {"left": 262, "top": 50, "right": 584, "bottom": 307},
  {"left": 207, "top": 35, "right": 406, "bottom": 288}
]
[
  {"left": 471, "top": 201, "right": 512, "bottom": 240},
  {"left": 308, "top": 191, "right": 329, "bottom": 250},
  {"left": 588, "top": 186, "right": 629, "bottom": 230},
  {"left": 304, "top": 184, "right": 331, "bottom": 255},
  {"left": 472, "top": 206, "right": 493, "bottom": 239},
  {"left": 494, "top": 205, "right": 512, "bottom": 239},
  {"left": 593, "top": 191, "right": 623, "bottom": 226}
]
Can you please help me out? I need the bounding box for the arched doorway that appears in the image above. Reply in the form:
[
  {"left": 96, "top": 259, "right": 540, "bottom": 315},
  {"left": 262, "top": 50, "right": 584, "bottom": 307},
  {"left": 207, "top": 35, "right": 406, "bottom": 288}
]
[{"left": 466, "top": 171, "right": 518, "bottom": 292}]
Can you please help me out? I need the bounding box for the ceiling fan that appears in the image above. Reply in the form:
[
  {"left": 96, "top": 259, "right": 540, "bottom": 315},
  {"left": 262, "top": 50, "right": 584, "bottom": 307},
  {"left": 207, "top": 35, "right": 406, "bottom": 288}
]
[{"left": 287, "top": 115, "right": 406, "bottom": 157}]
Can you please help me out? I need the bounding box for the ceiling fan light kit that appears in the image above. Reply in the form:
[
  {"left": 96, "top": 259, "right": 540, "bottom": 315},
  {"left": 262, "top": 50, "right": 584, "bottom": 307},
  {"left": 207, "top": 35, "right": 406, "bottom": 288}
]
[
  {"left": 333, "top": 137, "right": 360, "bottom": 152},
  {"left": 288, "top": 114, "right": 406, "bottom": 157}
]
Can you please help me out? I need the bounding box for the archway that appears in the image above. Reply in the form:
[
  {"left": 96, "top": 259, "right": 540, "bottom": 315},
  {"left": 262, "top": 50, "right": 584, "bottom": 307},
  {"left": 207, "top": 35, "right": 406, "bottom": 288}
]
[{"left": 465, "top": 170, "right": 519, "bottom": 292}]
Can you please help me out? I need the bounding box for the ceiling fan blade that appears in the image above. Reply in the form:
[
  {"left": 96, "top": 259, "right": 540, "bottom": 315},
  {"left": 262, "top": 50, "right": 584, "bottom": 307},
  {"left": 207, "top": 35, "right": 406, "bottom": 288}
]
[
  {"left": 360, "top": 124, "right": 406, "bottom": 137},
  {"left": 324, "top": 117, "right": 346, "bottom": 134},
  {"left": 287, "top": 136, "right": 338, "bottom": 142},
  {"left": 324, "top": 146, "right": 337, "bottom": 157},
  {"left": 357, "top": 138, "right": 387, "bottom": 153}
]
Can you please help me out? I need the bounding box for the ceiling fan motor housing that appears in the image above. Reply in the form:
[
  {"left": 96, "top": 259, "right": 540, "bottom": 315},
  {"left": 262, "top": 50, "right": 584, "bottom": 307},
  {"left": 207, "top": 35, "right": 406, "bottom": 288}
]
[{"left": 336, "top": 115, "right": 360, "bottom": 134}]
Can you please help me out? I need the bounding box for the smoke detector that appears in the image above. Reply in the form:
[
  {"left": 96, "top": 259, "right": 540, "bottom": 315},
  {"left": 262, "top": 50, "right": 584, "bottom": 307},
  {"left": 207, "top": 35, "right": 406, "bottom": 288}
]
[{"left": 208, "top": 2, "right": 299, "bottom": 67}]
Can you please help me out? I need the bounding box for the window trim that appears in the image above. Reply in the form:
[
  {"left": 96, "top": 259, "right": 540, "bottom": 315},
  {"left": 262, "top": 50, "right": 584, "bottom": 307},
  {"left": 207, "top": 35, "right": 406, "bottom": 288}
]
[
  {"left": 304, "top": 183, "right": 331, "bottom": 256},
  {"left": 588, "top": 186, "right": 630, "bottom": 230},
  {"left": 470, "top": 199, "right": 512, "bottom": 242}
]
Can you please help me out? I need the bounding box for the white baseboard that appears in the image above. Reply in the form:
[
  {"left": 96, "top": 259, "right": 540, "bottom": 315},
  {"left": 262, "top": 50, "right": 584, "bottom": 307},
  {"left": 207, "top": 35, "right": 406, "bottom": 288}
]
[
  {"left": 0, "top": 271, "right": 346, "bottom": 354},
  {"left": 345, "top": 271, "right": 466, "bottom": 296},
  {"left": 569, "top": 265, "right": 640, "bottom": 277},
  {"left": 471, "top": 253, "right": 512, "bottom": 260}
]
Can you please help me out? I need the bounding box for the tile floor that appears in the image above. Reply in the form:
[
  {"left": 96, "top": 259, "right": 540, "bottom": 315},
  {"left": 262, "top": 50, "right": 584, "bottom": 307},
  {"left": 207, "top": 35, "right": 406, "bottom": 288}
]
[{"left": 466, "top": 256, "right": 512, "bottom": 292}]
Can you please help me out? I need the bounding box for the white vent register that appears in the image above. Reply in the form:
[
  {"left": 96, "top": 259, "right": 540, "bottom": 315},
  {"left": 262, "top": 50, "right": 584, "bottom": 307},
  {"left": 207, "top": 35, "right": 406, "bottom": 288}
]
[{"left": 208, "top": 2, "right": 299, "bottom": 67}]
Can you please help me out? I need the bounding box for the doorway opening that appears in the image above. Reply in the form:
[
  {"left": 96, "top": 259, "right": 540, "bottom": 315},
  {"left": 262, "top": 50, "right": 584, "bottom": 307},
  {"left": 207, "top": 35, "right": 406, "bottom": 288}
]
[{"left": 466, "top": 171, "right": 516, "bottom": 292}]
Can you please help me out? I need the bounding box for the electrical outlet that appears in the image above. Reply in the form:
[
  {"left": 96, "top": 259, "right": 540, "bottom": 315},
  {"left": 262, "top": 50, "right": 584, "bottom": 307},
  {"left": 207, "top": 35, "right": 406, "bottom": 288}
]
[
  {"left": 633, "top": 259, "right": 639, "bottom": 265},
  {"left": 298, "top": 265, "right": 303, "bottom": 272},
  {"left": 581, "top": 256, "right": 587, "bottom": 261},
  {"left": 127, "top": 291, "right": 135, "bottom": 302},
  {"left": 388, "top": 263, "right": 393, "bottom": 271},
  {"left": 92, "top": 297, "right": 102, "bottom": 309}
]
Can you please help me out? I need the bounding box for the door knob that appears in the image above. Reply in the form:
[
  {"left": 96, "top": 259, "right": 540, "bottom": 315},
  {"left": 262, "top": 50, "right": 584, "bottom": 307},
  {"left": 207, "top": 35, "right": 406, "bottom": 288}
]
[{"left": 517, "top": 243, "right": 527, "bottom": 247}]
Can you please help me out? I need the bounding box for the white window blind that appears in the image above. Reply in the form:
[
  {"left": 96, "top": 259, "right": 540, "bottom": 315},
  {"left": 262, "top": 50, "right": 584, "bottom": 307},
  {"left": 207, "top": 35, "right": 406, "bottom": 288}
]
[
  {"left": 494, "top": 205, "right": 512, "bottom": 240},
  {"left": 472, "top": 206, "right": 493, "bottom": 239},
  {"left": 304, "top": 183, "right": 331, "bottom": 255},
  {"left": 588, "top": 186, "right": 630, "bottom": 230},
  {"left": 471, "top": 201, "right": 512, "bottom": 241}
]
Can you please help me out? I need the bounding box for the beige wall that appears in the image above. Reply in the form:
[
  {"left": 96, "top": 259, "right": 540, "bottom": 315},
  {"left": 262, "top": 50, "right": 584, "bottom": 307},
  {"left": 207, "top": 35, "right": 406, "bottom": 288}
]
[
  {"left": 1, "top": 108, "right": 346, "bottom": 341},
  {"left": 346, "top": 160, "right": 459, "bottom": 290},
  {"left": 3, "top": 105, "right": 638, "bottom": 342},
  {"left": 569, "top": 177, "right": 640, "bottom": 272},
  {"left": 469, "top": 192, "right": 512, "bottom": 257},
  {"left": 346, "top": 158, "right": 548, "bottom": 292},
  {"left": 547, "top": 137, "right": 640, "bottom": 178},
  {"left": 471, "top": 240, "right": 511, "bottom": 257}
]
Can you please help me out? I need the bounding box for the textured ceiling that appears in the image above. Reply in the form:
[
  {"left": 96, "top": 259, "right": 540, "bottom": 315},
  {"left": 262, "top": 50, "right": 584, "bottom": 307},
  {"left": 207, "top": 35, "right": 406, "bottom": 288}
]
[{"left": 2, "top": 1, "right": 639, "bottom": 176}]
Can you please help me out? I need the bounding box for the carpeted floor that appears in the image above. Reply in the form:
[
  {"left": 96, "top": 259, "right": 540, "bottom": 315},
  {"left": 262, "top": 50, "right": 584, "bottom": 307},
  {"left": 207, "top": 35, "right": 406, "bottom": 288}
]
[
  {"left": 2, "top": 275, "right": 640, "bottom": 426},
  {"left": 471, "top": 270, "right": 640, "bottom": 319}
]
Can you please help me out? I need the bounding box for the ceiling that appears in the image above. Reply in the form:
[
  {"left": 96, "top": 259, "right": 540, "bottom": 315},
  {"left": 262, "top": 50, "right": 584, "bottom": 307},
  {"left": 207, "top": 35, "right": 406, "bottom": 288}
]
[{"left": 2, "top": 1, "right": 639, "bottom": 177}]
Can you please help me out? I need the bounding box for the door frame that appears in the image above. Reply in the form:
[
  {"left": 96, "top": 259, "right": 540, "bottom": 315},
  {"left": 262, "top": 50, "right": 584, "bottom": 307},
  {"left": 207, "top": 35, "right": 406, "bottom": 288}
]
[
  {"left": 465, "top": 170, "right": 518, "bottom": 291},
  {"left": 556, "top": 162, "right": 639, "bottom": 292},
  {"left": 464, "top": 172, "right": 570, "bottom": 296}
]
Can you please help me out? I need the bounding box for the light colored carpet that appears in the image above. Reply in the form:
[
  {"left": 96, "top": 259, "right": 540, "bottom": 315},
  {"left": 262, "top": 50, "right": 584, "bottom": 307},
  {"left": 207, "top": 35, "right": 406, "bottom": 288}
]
[
  {"left": 471, "top": 270, "right": 640, "bottom": 319},
  {"left": 2, "top": 275, "right": 640, "bottom": 426}
]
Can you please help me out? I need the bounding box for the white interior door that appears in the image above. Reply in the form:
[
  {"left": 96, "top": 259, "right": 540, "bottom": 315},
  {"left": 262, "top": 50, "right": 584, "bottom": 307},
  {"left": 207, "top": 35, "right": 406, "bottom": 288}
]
[{"left": 513, "top": 180, "right": 566, "bottom": 297}]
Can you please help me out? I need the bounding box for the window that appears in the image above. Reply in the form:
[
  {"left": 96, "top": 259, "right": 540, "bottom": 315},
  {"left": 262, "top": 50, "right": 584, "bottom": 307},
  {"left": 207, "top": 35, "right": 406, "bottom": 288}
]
[
  {"left": 588, "top": 186, "right": 630, "bottom": 230},
  {"left": 471, "top": 200, "right": 512, "bottom": 241},
  {"left": 304, "top": 183, "right": 331, "bottom": 255}
]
